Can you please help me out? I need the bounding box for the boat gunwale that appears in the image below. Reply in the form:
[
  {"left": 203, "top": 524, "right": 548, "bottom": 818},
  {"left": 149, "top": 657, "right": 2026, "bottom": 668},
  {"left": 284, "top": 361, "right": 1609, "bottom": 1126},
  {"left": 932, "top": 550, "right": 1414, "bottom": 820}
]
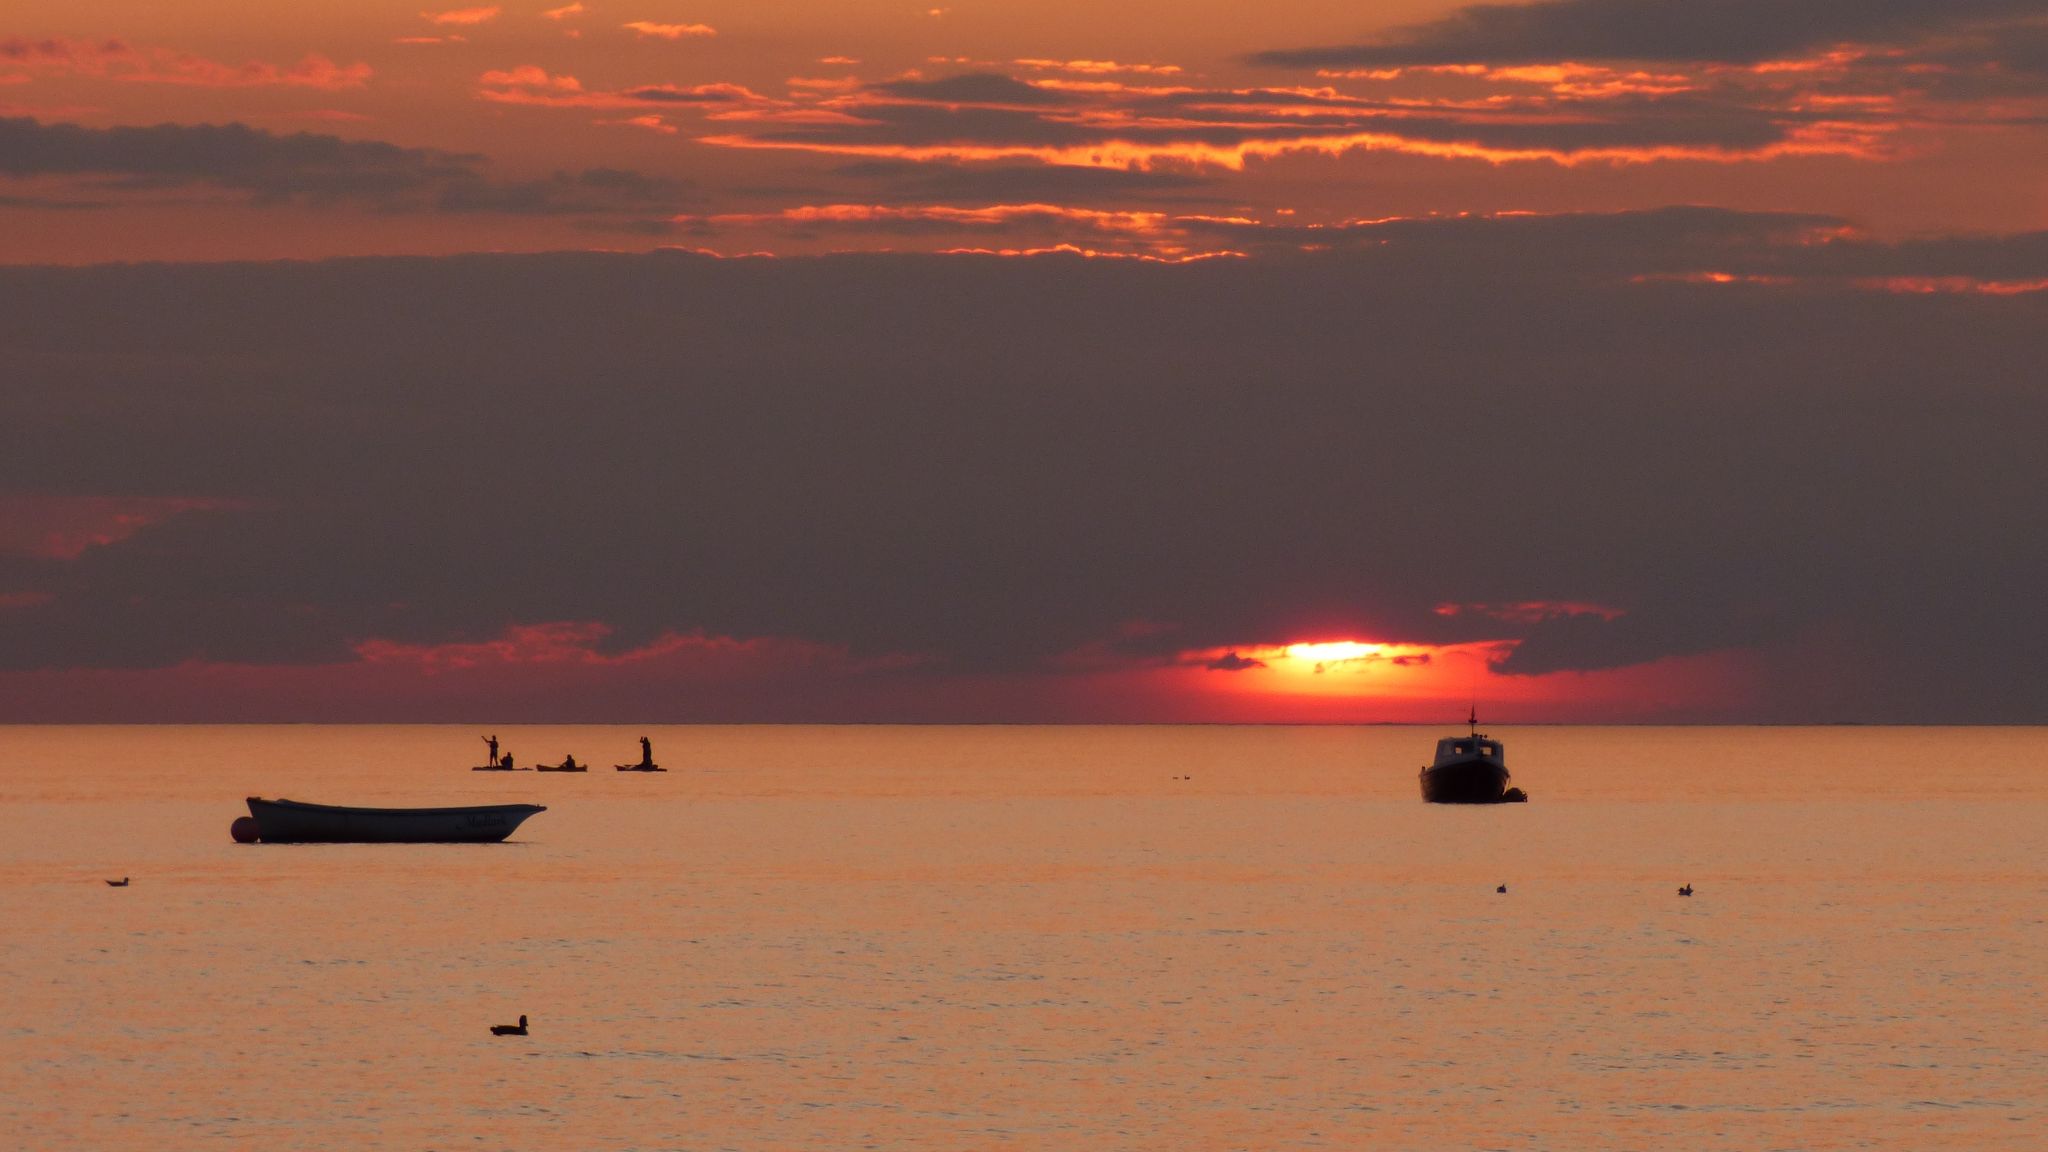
[{"left": 247, "top": 797, "right": 547, "bottom": 817}]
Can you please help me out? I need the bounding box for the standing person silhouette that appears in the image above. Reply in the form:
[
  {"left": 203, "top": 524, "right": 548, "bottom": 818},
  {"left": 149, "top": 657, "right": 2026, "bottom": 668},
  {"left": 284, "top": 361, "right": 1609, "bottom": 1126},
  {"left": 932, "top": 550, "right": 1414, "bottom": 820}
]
[
  {"left": 483, "top": 734, "right": 499, "bottom": 767},
  {"left": 639, "top": 736, "right": 654, "bottom": 768}
]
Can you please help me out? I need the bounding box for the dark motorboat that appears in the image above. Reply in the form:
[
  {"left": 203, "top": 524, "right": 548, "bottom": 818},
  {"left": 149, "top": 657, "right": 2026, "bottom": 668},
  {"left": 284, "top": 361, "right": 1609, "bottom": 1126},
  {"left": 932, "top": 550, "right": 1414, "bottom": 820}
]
[
  {"left": 1419, "top": 709, "right": 1524, "bottom": 804},
  {"left": 240, "top": 797, "right": 546, "bottom": 843}
]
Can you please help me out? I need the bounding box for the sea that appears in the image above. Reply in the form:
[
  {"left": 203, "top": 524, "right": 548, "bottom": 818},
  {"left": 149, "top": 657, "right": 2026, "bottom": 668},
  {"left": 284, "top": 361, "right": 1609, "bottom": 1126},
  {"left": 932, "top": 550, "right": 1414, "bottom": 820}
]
[{"left": 1, "top": 725, "right": 2041, "bottom": 1150}]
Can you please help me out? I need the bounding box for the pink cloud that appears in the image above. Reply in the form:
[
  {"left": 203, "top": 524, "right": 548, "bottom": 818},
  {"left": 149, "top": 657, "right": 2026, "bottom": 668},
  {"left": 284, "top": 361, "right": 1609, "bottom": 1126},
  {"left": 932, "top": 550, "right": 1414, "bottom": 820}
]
[
  {"left": 0, "top": 495, "right": 248, "bottom": 560},
  {"left": 421, "top": 6, "right": 501, "bottom": 25},
  {"left": 0, "top": 622, "right": 936, "bottom": 722},
  {"left": 142, "top": 52, "right": 372, "bottom": 89},
  {"left": 622, "top": 21, "right": 716, "bottom": 40}
]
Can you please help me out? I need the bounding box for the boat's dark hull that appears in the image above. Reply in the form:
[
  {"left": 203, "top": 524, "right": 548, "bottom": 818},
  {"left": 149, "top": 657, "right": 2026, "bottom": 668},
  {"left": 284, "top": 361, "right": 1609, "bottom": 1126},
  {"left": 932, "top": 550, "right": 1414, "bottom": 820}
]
[
  {"left": 536, "top": 766, "right": 588, "bottom": 773},
  {"left": 615, "top": 765, "right": 665, "bottom": 772},
  {"left": 1420, "top": 760, "right": 1513, "bottom": 804},
  {"left": 245, "top": 798, "right": 545, "bottom": 843}
]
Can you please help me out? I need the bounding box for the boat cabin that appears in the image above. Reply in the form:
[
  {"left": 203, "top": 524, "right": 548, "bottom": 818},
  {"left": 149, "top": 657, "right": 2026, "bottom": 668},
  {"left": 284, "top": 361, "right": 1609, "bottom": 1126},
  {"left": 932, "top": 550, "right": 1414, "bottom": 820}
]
[{"left": 1432, "top": 736, "right": 1505, "bottom": 768}]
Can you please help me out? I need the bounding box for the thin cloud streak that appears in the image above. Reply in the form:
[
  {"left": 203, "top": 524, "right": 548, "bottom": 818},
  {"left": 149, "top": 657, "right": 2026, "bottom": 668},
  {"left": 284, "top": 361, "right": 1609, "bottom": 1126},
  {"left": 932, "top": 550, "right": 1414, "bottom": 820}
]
[
  {"left": 0, "top": 117, "right": 688, "bottom": 216},
  {"left": 1, "top": 36, "right": 371, "bottom": 89}
]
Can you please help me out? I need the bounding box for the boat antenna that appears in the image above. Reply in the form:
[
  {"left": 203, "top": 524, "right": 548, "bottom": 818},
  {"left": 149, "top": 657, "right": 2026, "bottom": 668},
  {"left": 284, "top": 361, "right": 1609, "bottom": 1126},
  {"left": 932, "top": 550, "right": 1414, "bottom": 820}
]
[{"left": 1468, "top": 702, "right": 1477, "bottom": 736}]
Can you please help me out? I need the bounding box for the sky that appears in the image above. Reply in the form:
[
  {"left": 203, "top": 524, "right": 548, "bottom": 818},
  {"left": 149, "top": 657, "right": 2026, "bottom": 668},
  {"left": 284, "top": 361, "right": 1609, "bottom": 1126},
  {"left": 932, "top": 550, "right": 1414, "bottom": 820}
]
[{"left": 1, "top": 1, "right": 2045, "bottom": 722}]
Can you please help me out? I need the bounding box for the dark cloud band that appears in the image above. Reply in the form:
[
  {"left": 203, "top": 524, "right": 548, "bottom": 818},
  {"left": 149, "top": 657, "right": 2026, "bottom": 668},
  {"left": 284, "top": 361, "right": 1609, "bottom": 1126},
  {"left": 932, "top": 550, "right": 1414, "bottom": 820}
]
[
  {"left": 1250, "top": 0, "right": 2048, "bottom": 68},
  {"left": 0, "top": 213, "right": 2044, "bottom": 719}
]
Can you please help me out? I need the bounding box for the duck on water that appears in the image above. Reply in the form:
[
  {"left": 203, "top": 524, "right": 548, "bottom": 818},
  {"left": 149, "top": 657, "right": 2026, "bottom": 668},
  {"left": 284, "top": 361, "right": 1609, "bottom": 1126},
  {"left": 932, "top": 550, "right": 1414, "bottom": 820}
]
[{"left": 1420, "top": 708, "right": 1528, "bottom": 804}]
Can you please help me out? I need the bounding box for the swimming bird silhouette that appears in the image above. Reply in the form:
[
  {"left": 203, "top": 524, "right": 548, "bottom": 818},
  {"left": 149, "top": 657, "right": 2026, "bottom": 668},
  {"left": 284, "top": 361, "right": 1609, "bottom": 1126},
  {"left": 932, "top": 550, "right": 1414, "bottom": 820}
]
[
  {"left": 1678, "top": 883, "right": 1693, "bottom": 897},
  {"left": 105, "top": 878, "right": 129, "bottom": 887},
  {"left": 1497, "top": 884, "right": 1507, "bottom": 894},
  {"left": 490, "top": 1014, "right": 528, "bottom": 1036}
]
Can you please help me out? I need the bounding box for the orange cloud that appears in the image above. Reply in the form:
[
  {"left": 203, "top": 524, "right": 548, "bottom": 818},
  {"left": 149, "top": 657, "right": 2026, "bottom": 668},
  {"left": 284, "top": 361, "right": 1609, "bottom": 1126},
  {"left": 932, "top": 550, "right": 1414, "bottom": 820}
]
[
  {"left": 690, "top": 67, "right": 1899, "bottom": 172},
  {"left": 623, "top": 21, "right": 716, "bottom": 40},
  {"left": 477, "top": 66, "right": 773, "bottom": 111},
  {"left": 1858, "top": 276, "right": 2048, "bottom": 296},
  {"left": 605, "top": 113, "right": 677, "bottom": 133},
  {"left": 145, "top": 52, "right": 372, "bottom": 88},
  {"left": 422, "top": 6, "right": 501, "bottom": 25},
  {"left": 936, "top": 244, "right": 1243, "bottom": 263},
  {"left": 670, "top": 202, "right": 1260, "bottom": 260},
  {"left": 699, "top": 123, "right": 1882, "bottom": 171},
  {"left": 688, "top": 202, "right": 1172, "bottom": 232},
  {"left": 1013, "top": 58, "right": 1184, "bottom": 76},
  {"left": 1322, "top": 62, "right": 1694, "bottom": 98},
  {"left": 479, "top": 64, "right": 581, "bottom": 91},
  {"left": 542, "top": 2, "right": 586, "bottom": 18}
]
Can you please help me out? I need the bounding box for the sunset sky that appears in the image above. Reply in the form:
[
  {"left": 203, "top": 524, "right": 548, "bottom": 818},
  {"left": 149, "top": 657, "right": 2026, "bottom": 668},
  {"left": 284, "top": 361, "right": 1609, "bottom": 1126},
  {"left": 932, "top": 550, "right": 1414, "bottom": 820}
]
[{"left": 3, "top": 0, "right": 2045, "bottom": 721}]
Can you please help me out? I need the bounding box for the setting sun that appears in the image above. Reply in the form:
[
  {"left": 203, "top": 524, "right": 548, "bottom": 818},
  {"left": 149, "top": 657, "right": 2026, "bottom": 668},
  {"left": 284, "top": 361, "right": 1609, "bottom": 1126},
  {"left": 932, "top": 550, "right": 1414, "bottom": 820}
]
[{"left": 1281, "top": 641, "right": 1392, "bottom": 663}]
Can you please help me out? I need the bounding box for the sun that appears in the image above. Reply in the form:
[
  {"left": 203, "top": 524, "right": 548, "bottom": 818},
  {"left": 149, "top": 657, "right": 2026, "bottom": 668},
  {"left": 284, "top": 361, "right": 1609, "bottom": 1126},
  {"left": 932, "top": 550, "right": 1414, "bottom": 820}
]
[
  {"left": 1281, "top": 641, "right": 1391, "bottom": 663},
  {"left": 1178, "top": 637, "right": 1497, "bottom": 701}
]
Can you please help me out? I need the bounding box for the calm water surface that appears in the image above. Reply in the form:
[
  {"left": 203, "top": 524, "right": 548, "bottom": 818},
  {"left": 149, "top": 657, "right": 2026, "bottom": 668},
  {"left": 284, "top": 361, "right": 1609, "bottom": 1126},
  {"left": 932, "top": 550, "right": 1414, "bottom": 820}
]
[{"left": 1, "top": 726, "right": 2042, "bottom": 1150}]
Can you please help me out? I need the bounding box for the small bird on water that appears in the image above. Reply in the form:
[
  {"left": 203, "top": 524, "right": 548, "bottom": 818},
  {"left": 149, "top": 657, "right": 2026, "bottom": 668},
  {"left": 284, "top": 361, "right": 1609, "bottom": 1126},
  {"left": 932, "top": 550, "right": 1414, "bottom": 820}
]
[
  {"left": 105, "top": 878, "right": 129, "bottom": 887},
  {"left": 490, "top": 1015, "right": 529, "bottom": 1036},
  {"left": 1678, "top": 883, "right": 1694, "bottom": 897},
  {"left": 1496, "top": 884, "right": 1508, "bottom": 894}
]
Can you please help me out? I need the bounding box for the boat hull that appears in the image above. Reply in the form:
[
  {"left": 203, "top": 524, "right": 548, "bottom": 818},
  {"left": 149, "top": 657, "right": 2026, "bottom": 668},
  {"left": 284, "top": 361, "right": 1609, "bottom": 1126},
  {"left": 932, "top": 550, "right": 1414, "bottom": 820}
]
[
  {"left": 1420, "top": 760, "right": 1513, "bottom": 804},
  {"left": 244, "top": 797, "right": 545, "bottom": 843}
]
